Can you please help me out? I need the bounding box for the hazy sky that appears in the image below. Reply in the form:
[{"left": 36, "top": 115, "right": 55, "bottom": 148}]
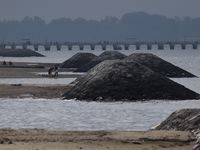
[{"left": 0, "top": 0, "right": 200, "bottom": 23}]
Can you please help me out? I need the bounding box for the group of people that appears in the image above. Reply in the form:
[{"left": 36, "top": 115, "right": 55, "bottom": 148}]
[
  {"left": 2, "top": 61, "right": 13, "bottom": 66},
  {"left": 48, "top": 65, "right": 58, "bottom": 77}
]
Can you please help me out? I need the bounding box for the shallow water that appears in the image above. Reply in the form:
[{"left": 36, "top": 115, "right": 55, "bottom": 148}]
[
  {"left": 0, "top": 99, "right": 199, "bottom": 131},
  {"left": 0, "top": 78, "right": 76, "bottom": 84}
]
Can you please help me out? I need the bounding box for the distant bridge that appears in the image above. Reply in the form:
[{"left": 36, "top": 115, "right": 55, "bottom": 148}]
[{"left": 0, "top": 41, "right": 199, "bottom": 51}]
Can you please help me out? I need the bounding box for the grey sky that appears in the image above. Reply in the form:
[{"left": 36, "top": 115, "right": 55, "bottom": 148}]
[{"left": 0, "top": 0, "right": 200, "bottom": 23}]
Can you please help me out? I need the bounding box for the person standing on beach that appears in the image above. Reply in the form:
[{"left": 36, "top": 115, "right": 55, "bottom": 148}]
[
  {"left": 2, "top": 61, "right": 6, "bottom": 65},
  {"left": 48, "top": 66, "right": 54, "bottom": 77}
]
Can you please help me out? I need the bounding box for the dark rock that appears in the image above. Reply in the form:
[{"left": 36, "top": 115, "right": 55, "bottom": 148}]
[
  {"left": 124, "top": 53, "right": 197, "bottom": 78},
  {"left": 0, "top": 49, "right": 44, "bottom": 57},
  {"left": 11, "top": 84, "right": 22, "bottom": 86},
  {"left": 75, "top": 51, "right": 127, "bottom": 72},
  {"left": 152, "top": 109, "right": 200, "bottom": 150},
  {"left": 60, "top": 53, "right": 97, "bottom": 68},
  {"left": 132, "top": 141, "right": 142, "bottom": 144},
  {"left": 62, "top": 60, "right": 200, "bottom": 101}
]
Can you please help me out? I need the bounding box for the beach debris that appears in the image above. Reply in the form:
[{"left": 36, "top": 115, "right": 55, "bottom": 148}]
[
  {"left": 11, "top": 84, "right": 22, "bottom": 86},
  {"left": 132, "top": 141, "right": 142, "bottom": 144}
]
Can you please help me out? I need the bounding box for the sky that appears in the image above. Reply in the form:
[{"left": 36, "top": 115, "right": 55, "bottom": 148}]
[{"left": 0, "top": 0, "right": 200, "bottom": 23}]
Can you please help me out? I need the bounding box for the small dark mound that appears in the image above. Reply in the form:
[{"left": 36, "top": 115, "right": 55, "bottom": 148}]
[
  {"left": 124, "top": 53, "right": 196, "bottom": 78},
  {"left": 62, "top": 60, "right": 200, "bottom": 101},
  {"left": 153, "top": 109, "right": 200, "bottom": 150},
  {"left": 75, "top": 51, "right": 127, "bottom": 72},
  {"left": 0, "top": 49, "right": 44, "bottom": 57},
  {"left": 60, "top": 53, "right": 97, "bottom": 68}
]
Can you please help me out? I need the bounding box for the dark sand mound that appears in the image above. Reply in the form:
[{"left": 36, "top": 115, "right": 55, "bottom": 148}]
[
  {"left": 124, "top": 53, "right": 196, "bottom": 78},
  {"left": 62, "top": 60, "right": 199, "bottom": 101},
  {"left": 154, "top": 109, "right": 200, "bottom": 132},
  {"left": 60, "top": 52, "right": 97, "bottom": 68},
  {"left": 0, "top": 49, "right": 44, "bottom": 57},
  {"left": 75, "top": 51, "right": 127, "bottom": 72}
]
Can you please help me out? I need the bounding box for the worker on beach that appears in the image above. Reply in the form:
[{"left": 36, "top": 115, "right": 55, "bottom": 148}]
[
  {"left": 48, "top": 66, "right": 54, "bottom": 77},
  {"left": 2, "top": 61, "right": 6, "bottom": 65},
  {"left": 9, "top": 61, "right": 13, "bottom": 66}
]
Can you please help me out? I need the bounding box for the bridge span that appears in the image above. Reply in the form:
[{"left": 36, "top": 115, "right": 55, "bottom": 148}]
[{"left": 0, "top": 41, "right": 199, "bottom": 51}]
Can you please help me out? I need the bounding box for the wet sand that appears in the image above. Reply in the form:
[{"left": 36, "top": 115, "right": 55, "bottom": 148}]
[
  {"left": 0, "top": 62, "right": 78, "bottom": 99},
  {"left": 0, "top": 61, "right": 197, "bottom": 150}
]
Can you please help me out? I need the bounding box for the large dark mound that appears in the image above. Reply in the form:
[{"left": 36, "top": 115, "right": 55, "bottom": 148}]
[
  {"left": 62, "top": 60, "right": 199, "bottom": 101},
  {"left": 153, "top": 109, "right": 200, "bottom": 150},
  {"left": 74, "top": 51, "right": 127, "bottom": 72},
  {"left": 124, "top": 53, "right": 196, "bottom": 78},
  {"left": 0, "top": 49, "right": 44, "bottom": 57},
  {"left": 60, "top": 53, "right": 97, "bottom": 68}
]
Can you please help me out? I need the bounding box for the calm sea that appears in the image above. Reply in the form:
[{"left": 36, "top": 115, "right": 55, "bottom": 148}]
[{"left": 0, "top": 45, "right": 200, "bottom": 131}]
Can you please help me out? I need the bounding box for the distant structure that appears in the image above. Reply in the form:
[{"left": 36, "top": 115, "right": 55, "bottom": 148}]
[{"left": 1, "top": 39, "right": 199, "bottom": 51}]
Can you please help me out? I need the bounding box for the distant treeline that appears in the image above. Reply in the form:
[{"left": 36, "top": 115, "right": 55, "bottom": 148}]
[{"left": 0, "top": 12, "right": 200, "bottom": 43}]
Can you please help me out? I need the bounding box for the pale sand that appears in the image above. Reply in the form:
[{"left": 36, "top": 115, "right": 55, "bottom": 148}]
[
  {"left": 0, "top": 129, "right": 196, "bottom": 150},
  {"left": 0, "top": 62, "right": 197, "bottom": 150}
]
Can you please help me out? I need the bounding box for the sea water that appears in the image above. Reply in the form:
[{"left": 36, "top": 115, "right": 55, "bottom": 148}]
[
  {"left": 0, "top": 46, "right": 200, "bottom": 130},
  {"left": 0, "top": 99, "right": 200, "bottom": 131}
]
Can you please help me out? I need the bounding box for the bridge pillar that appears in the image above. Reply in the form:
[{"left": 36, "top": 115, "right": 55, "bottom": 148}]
[
  {"left": 158, "top": 43, "right": 164, "bottom": 50},
  {"left": 56, "top": 44, "right": 61, "bottom": 51},
  {"left": 68, "top": 45, "right": 73, "bottom": 50},
  {"left": 147, "top": 44, "right": 152, "bottom": 50},
  {"left": 11, "top": 43, "right": 16, "bottom": 49},
  {"left": 34, "top": 44, "right": 39, "bottom": 51},
  {"left": 22, "top": 44, "right": 27, "bottom": 50},
  {"left": 124, "top": 44, "right": 129, "bottom": 50},
  {"left": 192, "top": 43, "right": 198, "bottom": 49},
  {"left": 181, "top": 43, "right": 186, "bottom": 49},
  {"left": 0, "top": 44, "right": 5, "bottom": 49},
  {"left": 135, "top": 43, "right": 141, "bottom": 50},
  {"left": 113, "top": 45, "right": 122, "bottom": 50},
  {"left": 90, "top": 45, "right": 95, "bottom": 50},
  {"left": 44, "top": 45, "right": 51, "bottom": 51},
  {"left": 169, "top": 43, "right": 175, "bottom": 50},
  {"left": 101, "top": 44, "right": 106, "bottom": 50},
  {"left": 79, "top": 45, "right": 84, "bottom": 50}
]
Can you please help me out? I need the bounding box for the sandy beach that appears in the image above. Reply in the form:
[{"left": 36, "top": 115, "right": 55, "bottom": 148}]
[
  {"left": 0, "top": 128, "right": 196, "bottom": 150},
  {"left": 0, "top": 61, "right": 197, "bottom": 150}
]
